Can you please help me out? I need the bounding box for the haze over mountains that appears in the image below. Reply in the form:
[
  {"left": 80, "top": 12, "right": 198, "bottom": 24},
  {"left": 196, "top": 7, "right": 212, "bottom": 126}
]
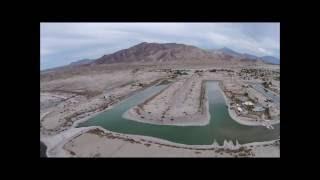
[
  {"left": 69, "top": 59, "right": 94, "bottom": 66},
  {"left": 46, "top": 42, "right": 279, "bottom": 71},
  {"left": 211, "top": 47, "right": 279, "bottom": 64}
]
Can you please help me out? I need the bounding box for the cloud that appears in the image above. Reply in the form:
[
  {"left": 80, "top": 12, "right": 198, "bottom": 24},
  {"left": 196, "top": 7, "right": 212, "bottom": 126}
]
[{"left": 40, "top": 23, "right": 279, "bottom": 70}]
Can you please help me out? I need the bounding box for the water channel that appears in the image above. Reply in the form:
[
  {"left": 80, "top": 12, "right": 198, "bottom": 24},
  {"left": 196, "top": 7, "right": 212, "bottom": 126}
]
[{"left": 78, "top": 81, "right": 280, "bottom": 145}]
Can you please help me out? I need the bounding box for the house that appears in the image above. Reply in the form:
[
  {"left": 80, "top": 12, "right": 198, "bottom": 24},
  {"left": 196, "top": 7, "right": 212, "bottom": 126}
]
[
  {"left": 243, "top": 84, "right": 249, "bottom": 88},
  {"left": 242, "top": 101, "right": 254, "bottom": 106},
  {"left": 252, "top": 106, "right": 265, "bottom": 112}
]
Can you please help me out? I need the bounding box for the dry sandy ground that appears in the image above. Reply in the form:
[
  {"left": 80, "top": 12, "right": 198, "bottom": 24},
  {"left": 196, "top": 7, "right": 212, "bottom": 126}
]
[
  {"left": 124, "top": 73, "right": 210, "bottom": 126},
  {"left": 40, "top": 69, "right": 168, "bottom": 136},
  {"left": 41, "top": 69, "right": 168, "bottom": 97}
]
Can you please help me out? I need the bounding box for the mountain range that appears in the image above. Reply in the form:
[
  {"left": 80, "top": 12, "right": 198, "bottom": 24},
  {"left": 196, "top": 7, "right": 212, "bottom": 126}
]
[
  {"left": 93, "top": 42, "right": 215, "bottom": 64},
  {"left": 69, "top": 59, "right": 94, "bottom": 66},
  {"left": 210, "top": 47, "right": 279, "bottom": 64},
  {"left": 49, "top": 42, "right": 279, "bottom": 70}
]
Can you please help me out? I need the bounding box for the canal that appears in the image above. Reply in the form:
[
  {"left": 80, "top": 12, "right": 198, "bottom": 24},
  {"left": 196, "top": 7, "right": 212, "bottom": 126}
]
[{"left": 78, "top": 81, "right": 280, "bottom": 145}]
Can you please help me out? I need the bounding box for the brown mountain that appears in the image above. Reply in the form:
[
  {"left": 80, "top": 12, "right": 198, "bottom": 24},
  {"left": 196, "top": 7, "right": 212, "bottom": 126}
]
[
  {"left": 93, "top": 42, "right": 220, "bottom": 64},
  {"left": 46, "top": 42, "right": 266, "bottom": 73}
]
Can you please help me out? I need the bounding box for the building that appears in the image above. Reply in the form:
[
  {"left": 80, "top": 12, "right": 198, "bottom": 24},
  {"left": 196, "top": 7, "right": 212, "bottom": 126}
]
[
  {"left": 252, "top": 106, "right": 265, "bottom": 112},
  {"left": 242, "top": 101, "right": 254, "bottom": 106}
]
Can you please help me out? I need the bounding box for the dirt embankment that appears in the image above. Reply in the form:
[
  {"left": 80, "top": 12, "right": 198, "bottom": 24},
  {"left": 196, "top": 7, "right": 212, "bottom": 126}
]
[{"left": 124, "top": 73, "right": 210, "bottom": 126}]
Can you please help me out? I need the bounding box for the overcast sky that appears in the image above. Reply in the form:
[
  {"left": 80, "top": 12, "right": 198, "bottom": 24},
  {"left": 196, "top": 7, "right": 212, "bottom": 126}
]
[{"left": 40, "top": 23, "right": 280, "bottom": 70}]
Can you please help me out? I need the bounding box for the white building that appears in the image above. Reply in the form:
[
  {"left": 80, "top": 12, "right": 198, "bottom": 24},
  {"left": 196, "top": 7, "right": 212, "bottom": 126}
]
[{"left": 242, "top": 101, "right": 254, "bottom": 106}]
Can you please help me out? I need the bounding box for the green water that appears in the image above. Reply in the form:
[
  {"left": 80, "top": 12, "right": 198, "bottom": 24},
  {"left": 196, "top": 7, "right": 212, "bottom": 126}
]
[{"left": 78, "top": 81, "right": 280, "bottom": 145}]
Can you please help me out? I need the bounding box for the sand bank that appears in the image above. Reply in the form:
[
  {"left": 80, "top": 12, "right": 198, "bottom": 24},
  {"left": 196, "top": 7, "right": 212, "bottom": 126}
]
[
  {"left": 122, "top": 76, "right": 210, "bottom": 126},
  {"left": 49, "top": 126, "right": 279, "bottom": 157}
]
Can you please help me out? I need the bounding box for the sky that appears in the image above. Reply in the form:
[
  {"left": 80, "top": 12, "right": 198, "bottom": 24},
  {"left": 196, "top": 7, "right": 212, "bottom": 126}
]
[{"left": 40, "top": 23, "right": 280, "bottom": 70}]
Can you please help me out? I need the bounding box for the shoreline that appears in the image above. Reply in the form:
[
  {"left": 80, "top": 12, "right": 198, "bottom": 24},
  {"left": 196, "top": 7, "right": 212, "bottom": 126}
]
[
  {"left": 41, "top": 78, "right": 167, "bottom": 155},
  {"left": 217, "top": 81, "right": 280, "bottom": 126},
  {"left": 46, "top": 125, "right": 279, "bottom": 157}
]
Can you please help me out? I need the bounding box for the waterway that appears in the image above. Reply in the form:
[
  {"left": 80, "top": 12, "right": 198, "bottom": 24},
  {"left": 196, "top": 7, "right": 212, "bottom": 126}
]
[{"left": 78, "top": 81, "right": 280, "bottom": 145}]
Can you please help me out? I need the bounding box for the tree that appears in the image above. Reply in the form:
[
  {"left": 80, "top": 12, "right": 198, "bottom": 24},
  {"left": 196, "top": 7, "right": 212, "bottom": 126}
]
[
  {"left": 262, "top": 81, "right": 269, "bottom": 88},
  {"left": 264, "top": 107, "right": 271, "bottom": 119}
]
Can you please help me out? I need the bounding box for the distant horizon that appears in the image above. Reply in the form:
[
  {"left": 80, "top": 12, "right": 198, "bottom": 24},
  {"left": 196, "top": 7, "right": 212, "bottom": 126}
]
[
  {"left": 40, "top": 43, "right": 280, "bottom": 71},
  {"left": 41, "top": 23, "right": 280, "bottom": 70}
]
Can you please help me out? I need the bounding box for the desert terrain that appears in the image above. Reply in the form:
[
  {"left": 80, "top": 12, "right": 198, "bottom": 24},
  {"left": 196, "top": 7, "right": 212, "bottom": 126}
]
[{"left": 40, "top": 42, "right": 280, "bottom": 157}]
